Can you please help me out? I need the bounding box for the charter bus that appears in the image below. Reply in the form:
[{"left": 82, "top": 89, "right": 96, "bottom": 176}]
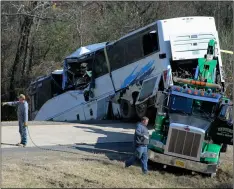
[{"left": 30, "top": 16, "right": 223, "bottom": 121}]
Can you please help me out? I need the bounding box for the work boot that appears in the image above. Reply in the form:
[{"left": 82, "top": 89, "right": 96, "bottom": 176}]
[
  {"left": 16, "top": 143, "right": 23, "bottom": 147},
  {"left": 22, "top": 143, "right": 27, "bottom": 147}
]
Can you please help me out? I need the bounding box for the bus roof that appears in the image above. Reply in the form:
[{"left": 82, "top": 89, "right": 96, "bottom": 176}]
[{"left": 109, "top": 16, "right": 215, "bottom": 44}]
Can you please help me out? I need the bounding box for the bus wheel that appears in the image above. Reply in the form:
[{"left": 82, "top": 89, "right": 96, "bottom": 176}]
[
  {"left": 135, "top": 102, "right": 147, "bottom": 118},
  {"left": 120, "top": 100, "right": 136, "bottom": 120}
]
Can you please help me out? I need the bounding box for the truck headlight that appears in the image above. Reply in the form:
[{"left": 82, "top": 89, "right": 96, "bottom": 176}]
[
  {"left": 201, "top": 152, "right": 217, "bottom": 158},
  {"left": 150, "top": 139, "right": 164, "bottom": 149}
]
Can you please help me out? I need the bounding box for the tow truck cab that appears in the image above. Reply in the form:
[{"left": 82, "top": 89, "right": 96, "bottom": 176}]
[{"left": 149, "top": 85, "right": 233, "bottom": 165}]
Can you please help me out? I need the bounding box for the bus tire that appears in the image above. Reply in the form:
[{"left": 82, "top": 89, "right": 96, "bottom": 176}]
[
  {"left": 135, "top": 102, "right": 148, "bottom": 118},
  {"left": 120, "top": 100, "right": 136, "bottom": 120}
]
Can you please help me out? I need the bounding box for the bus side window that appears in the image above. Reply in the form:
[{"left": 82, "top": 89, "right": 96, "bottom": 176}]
[
  {"left": 124, "top": 36, "right": 143, "bottom": 65},
  {"left": 108, "top": 42, "right": 125, "bottom": 71},
  {"left": 94, "top": 50, "right": 108, "bottom": 78},
  {"left": 142, "top": 30, "right": 159, "bottom": 56}
]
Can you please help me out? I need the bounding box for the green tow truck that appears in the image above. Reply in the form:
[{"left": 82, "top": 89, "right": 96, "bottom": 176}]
[{"left": 148, "top": 39, "right": 233, "bottom": 177}]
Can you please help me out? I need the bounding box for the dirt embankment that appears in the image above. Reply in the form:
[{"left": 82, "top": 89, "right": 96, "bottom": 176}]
[{"left": 2, "top": 146, "right": 233, "bottom": 188}]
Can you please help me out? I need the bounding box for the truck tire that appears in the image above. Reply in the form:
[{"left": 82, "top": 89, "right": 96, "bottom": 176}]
[
  {"left": 135, "top": 102, "right": 148, "bottom": 118},
  {"left": 210, "top": 173, "right": 216, "bottom": 178},
  {"left": 120, "top": 100, "right": 136, "bottom": 120},
  {"left": 220, "top": 144, "right": 228, "bottom": 153}
]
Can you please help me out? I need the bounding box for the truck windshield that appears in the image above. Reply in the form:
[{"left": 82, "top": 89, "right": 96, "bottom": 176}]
[
  {"left": 169, "top": 94, "right": 217, "bottom": 120},
  {"left": 169, "top": 95, "right": 193, "bottom": 115}
]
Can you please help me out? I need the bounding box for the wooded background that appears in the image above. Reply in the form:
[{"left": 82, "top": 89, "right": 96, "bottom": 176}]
[{"left": 1, "top": 1, "right": 233, "bottom": 120}]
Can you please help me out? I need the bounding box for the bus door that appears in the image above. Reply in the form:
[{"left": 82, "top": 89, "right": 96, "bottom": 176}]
[{"left": 83, "top": 49, "right": 115, "bottom": 120}]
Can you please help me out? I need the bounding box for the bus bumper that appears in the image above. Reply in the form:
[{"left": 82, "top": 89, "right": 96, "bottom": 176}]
[{"left": 148, "top": 149, "right": 217, "bottom": 174}]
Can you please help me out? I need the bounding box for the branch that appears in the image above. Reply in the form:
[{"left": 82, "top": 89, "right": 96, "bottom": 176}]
[{"left": 1, "top": 13, "right": 54, "bottom": 20}]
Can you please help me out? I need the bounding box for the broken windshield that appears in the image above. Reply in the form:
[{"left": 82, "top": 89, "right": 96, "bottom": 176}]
[{"left": 66, "top": 57, "right": 93, "bottom": 90}]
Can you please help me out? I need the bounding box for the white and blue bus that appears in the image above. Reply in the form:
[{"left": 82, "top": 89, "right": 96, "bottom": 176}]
[{"left": 30, "top": 16, "right": 224, "bottom": 121}]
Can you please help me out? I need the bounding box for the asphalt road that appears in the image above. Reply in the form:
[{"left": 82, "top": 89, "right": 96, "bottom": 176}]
[
  {"left": 1, "top": 120, "right": 127, "bottom": 126},
  {"left": 2, "top": 121, "right": 141, "bottom": 148},
  {"left": 2, "top": 142, "right": 134, "bottom": 157}
]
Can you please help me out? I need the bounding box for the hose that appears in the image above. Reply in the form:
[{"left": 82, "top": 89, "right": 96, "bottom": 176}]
[
  {"left": 173, "top": 77, "right": 222, "bottom": 89},
  {"left": 26, "top": 126, "right": 82, "bottom": 155},
  {"left": 26, "top": 125, "right": 131, "bottom": 155}
]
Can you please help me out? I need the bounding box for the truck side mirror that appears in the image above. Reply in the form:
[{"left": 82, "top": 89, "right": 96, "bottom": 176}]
[
  {"left": 218, "top": 104, "right": 233, "bottom": 122},
  {"left": 155, "top": 91, "right": 167, "bottom": 111}
]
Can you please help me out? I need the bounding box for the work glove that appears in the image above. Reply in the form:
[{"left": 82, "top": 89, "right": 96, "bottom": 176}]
[
  {"left": 24, "top": 122, "right": 28, "bottom": 127},
  {"left": 2, "top": 102, "right": 7, "bottom": 106}
]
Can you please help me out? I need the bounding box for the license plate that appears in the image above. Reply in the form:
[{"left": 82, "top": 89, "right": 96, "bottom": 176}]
[{"left": 175, "top": 160, "right": 185, "bottom": 168}]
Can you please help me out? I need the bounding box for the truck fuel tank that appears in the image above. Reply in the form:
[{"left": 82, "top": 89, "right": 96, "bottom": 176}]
[{"left": 209, "top": 104, "right": 233, "bottom": 145}]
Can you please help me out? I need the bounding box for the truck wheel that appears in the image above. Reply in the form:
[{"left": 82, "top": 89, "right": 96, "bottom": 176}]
[
  {"left": 135, "top": 102, "right": 148, "bottom": 118},
  {"left": 120, "top": 100, "right": 136, "bottom": 120},
  {"left": 221, "top": 144, "right": 228, "bottom": 153},
  {"left": 210, "top": 173, "right": 216, "bottom": 178},
  {"left": 216, "top": 152, "right": 221, "bottom": 168}
]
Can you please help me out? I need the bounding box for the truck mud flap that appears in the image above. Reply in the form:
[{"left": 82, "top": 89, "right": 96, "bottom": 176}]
[{"left": 148, "top": 149, "right": 217, "bottom": 174}]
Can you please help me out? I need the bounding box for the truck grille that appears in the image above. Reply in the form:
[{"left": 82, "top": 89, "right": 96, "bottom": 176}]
[{"left": 167, "top": 128, "right": 201, "bottom": 158}]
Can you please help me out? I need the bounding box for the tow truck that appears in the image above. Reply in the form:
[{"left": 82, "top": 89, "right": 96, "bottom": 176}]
[{"left": 148, "top": 39, "right": 233, "bottom": 177}]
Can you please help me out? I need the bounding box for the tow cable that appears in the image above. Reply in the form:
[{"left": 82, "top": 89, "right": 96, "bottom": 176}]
[
  {"left": 26, "top": 126, "right": 131, "bottom": 156},
  {"left": 26, "top": 126, "right": 82, "bottom": 155}
]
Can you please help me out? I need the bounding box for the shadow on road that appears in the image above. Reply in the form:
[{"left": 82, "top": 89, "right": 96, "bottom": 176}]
[
  {"left": 72, "top": 124, "right": 135, "bottom": 162},
  {"left": 72, "top": 120, "right": 155, "bottom": 130},
  {"left": 73, "top": 123, "right": 136, "bottom": 130},
  {"left": 74, "top": 142, "right": 134, "bottom": 162},
  {"left": 73, "top": 124, "right": 135, "bottom": 144},
  {"left": 1, "top": 142, "right": 18, "bottom": 146}
]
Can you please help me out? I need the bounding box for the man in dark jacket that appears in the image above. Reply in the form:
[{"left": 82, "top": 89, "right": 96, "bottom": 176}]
[
  {"left": 2, "top": 94, "right": 28, "bottom": 147},
  {"left": 125, "top": 116, "right": 149, "bottom": 174}
]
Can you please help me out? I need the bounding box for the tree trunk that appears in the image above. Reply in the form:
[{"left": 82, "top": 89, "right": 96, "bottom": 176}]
[{"left": 9, "top": 2, "right": 37, "bottom": 99}]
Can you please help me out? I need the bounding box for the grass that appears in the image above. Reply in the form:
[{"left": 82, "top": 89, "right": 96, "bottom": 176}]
[{"left": 2, "top": 146, "right": 233, "bottom": 188}]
